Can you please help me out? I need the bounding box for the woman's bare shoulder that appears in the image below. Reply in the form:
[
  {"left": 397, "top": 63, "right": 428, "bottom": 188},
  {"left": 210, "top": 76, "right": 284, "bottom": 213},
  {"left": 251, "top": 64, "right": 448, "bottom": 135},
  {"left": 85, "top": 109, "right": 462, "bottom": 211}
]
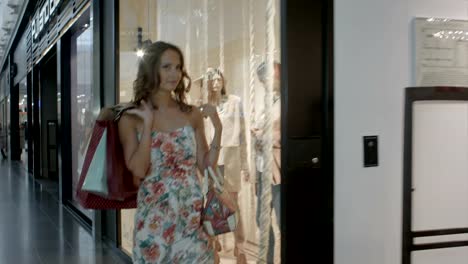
[
  {"left": 187, "top": 105, "right": 203, "bottom": 129},
  {"left": 119, "top": 112, "right": 142, "bottom": 131}
]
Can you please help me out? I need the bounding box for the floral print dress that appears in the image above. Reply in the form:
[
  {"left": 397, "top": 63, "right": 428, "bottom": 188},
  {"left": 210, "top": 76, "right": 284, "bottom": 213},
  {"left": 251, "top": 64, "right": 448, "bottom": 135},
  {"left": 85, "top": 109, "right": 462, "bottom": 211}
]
[{"left": 133, "top": 126, "right": 214, "bottom": 264}]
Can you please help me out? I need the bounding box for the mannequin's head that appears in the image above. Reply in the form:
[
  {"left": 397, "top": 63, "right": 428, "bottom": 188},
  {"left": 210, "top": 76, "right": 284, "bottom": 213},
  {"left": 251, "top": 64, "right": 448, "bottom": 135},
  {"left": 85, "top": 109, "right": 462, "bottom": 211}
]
[
  {"left": 204, "top": 67, "right": 226, "bottom": 97},
  {"left": 256, "top": 61, "right": 281, "bottom": 93}
]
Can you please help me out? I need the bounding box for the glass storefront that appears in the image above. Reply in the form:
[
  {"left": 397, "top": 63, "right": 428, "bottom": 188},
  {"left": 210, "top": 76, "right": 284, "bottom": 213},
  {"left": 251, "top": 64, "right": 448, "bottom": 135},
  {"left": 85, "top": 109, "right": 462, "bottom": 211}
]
[
  {"left": 18, "top": 78, "right": 27, "bottom": 164},
  {"left": 0, "top": 71, "right": 7, "bottom": 159},
  {"left": 5, "top": 95, "right": 9, "bottom": 161},
  {"left": 70, "top": 22, "right": 94, "bottom": 218},
  {"left": 119, "top": 0, "right": 281, "bottom": 262},
  {"left": 0, "top": 100, "right": 5, "bottom": 159}
]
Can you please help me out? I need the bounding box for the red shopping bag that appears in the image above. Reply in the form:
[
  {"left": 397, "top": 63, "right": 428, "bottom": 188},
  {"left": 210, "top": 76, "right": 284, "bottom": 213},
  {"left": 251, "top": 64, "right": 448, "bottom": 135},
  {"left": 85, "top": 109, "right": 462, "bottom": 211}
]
[
  {"left": 105, "top": 118, "right": 139, "bottom": 200},
  {"left": 76, "top": 104, "right": 138, "bottom": 209}
]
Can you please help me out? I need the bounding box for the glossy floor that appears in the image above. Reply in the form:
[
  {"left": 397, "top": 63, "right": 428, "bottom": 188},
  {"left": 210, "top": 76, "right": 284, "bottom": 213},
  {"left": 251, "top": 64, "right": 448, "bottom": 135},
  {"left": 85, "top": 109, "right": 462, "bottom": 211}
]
[{"left": 0, "top": 159, "right": 130, "bottom": 264}]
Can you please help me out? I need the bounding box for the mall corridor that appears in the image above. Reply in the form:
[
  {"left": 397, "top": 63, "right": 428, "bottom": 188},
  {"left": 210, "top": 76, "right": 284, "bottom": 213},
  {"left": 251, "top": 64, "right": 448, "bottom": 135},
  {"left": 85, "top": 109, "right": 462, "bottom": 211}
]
[{"left": 0, "top": 160, "right": 130, "bottom": 264}]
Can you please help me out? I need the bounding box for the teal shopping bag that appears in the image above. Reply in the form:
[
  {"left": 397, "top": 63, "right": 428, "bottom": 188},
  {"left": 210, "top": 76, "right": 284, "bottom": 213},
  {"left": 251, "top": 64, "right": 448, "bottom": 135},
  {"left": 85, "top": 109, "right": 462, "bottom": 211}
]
[{"left": 81, "top": 128, "right": 108, "bottom": 197}]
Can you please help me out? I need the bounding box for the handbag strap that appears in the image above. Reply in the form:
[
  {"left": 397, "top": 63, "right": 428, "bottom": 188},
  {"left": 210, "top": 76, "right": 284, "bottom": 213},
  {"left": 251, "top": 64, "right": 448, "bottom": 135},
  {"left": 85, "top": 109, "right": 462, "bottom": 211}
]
[
  {"left": 203, "top": 166, "right": 224, "bottom": 196},
  {"left": 96, "top": 103, "right": 136, "bottom": 122},
  {"left": 113, "top": 104, "right": 136, "bottom": 122}
]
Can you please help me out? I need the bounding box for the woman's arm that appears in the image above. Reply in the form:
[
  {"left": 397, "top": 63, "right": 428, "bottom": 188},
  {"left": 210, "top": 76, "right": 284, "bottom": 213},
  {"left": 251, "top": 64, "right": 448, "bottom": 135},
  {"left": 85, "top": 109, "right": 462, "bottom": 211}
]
[
  {"left": 193, "top": 105, "right": 222, "bottom": 173},
  {"left": 118, "top": 100, "right": 154, "bottom": 184}
]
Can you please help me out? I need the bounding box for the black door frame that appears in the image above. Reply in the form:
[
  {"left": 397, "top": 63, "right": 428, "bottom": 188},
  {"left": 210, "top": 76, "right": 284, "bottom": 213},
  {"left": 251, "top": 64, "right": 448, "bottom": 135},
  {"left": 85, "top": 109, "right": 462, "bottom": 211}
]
[
  {"left": 33, "top": 46, "right": 58, "bottom": 181},
  {"left": 282, "top": 0, "right": 334, "bottom": 262},
  {"left": 27, "top": 71, "right": 33, "bottom": 174},
  {"left": 402, "top": 86, "right": 468, "bottom": 264},
  {"left": 32, "top": 62, "right": 41, "bottom": 178},
  {"left": 8, "top": 56, "right": 20, "bottom": 161}
]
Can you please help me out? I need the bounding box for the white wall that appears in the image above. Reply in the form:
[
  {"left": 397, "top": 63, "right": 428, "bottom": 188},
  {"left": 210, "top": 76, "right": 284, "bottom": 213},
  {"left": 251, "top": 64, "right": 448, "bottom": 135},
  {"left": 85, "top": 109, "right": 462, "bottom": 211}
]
[{"left": 334, "top": 0, "right": 468, "bottom": 263}]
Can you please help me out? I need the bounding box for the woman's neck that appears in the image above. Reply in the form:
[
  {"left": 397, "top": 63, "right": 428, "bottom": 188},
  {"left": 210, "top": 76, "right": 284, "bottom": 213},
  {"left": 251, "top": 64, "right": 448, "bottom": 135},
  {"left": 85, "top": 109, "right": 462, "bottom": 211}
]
[{"left": 151, "top": 89, "right": 175, "bottom": 110}]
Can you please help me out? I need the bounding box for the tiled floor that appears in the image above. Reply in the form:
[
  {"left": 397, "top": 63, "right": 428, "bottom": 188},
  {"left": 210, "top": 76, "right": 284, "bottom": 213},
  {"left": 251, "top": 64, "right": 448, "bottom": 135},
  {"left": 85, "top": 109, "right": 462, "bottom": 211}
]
[{"left": 0, "top": 159, "right": 131, "bottom": 264}]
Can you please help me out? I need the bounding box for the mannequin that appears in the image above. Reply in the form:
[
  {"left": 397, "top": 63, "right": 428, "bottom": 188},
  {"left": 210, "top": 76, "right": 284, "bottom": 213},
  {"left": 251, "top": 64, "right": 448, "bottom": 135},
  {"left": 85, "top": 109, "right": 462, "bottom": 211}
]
[
  {"left": 202, "top": 67, "right": 249, "bottom": 264},
  {"left": 253, "top": 61, "right": 281, "bottom": 263}
]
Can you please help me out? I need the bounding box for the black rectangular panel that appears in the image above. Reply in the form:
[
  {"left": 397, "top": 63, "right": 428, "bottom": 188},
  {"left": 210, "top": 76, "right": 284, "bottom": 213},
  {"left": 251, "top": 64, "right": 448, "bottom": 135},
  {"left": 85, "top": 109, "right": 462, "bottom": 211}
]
[{"left": 363, "top": 136, "right": 378, "bottom": 167}]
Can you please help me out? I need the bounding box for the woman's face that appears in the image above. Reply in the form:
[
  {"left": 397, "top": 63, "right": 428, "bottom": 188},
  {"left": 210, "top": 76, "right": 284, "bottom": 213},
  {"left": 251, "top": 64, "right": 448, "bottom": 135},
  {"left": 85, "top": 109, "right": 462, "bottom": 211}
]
[{"left": 157, "top": 49, "right": 182, "bottom": 92}]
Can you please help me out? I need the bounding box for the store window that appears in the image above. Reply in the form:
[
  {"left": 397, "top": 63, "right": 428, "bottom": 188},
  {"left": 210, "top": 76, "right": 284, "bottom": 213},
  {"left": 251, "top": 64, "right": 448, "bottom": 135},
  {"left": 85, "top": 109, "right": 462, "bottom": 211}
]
[
  {"left": 119, "top": 0, "right": 281, "bottom": 262},
  {"left": 70, "top": 22, "right": 94, "bottom": 218},
  {"left": 0, "top": 72, "right": 7, "bottom": 159}
]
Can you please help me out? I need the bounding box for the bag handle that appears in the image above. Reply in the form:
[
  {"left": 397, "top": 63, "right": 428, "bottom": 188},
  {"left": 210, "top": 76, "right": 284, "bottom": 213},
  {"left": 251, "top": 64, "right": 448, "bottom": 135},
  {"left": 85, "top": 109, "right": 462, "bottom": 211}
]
[
  {"left": 114, "top": 104, "right": 136, "bottom": 122},
  {"left": 203, "top": 166, "right": 224, "bottom": 196}
]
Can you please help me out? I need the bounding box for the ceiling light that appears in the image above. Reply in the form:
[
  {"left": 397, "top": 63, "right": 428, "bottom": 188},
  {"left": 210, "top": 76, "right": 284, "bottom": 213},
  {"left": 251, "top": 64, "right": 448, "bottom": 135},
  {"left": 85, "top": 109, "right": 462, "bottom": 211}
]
[{"left": 136, "top": 49, "right": 144, "bottom": 57}]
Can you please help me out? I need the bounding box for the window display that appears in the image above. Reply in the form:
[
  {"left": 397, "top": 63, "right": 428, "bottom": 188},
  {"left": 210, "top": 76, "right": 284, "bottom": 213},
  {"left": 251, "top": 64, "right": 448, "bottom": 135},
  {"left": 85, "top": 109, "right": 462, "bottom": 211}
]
[{"left": 119, "top": 0, "right": 281, "bottom": 262}]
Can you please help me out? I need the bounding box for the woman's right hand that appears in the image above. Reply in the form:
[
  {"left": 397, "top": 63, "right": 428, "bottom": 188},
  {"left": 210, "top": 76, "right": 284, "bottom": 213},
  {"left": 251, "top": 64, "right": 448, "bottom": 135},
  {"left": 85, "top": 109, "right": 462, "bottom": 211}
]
[{"left": 126, "top": 100, "right": 154, "bottom": 127}]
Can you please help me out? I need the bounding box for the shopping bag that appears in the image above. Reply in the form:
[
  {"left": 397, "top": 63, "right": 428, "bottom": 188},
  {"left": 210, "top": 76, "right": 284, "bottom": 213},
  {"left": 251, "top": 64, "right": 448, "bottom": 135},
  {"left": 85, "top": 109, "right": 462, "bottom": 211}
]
[
  {"left": 81, "top": 128, "right": 108, "bottom": 197},
  {"left": 76, "top": 103, "right": 138, "bottom": 209},
  {"left": 201, "top": 166, "right": 239, "bottom": 236},
  {"left": 105, "top": 117, "right": 139, "bottom": 200}
]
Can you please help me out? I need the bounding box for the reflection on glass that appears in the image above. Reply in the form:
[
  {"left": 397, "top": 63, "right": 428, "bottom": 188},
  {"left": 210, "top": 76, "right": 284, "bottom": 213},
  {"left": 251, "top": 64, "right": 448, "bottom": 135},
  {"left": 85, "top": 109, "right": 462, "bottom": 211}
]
[
  {"left": 71, "top": 24, "right": 93, "bottom": 218},
  {"left": 18, "top": 78, "right": 27, "bottom": 163},
  {"left": 0, "top": 99, "right": 6, "bottom": 159},
  {"left": 119, "top": 0, "right": 281, "bottom": 262},
  {"left": 6, "top": 95, "right": 10, "bottom": 159}
]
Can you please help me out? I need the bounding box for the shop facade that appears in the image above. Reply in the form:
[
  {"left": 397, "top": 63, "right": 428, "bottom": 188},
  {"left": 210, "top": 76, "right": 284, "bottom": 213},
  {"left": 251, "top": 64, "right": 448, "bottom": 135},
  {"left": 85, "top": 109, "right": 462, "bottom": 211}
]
[
  {"left": 2, "top": 1, "right": 334, "bottom": 263},
  {"left": 4, "top": 0, "right": 104, "bottom": 240}
]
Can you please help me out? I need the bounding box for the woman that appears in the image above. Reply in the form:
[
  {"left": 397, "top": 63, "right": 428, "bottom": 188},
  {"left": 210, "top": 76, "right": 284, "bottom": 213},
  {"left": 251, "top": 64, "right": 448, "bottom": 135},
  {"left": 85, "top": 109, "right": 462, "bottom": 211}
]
[
  {"left": 118, "top": 41, "right": 222, "bottom": 263},
  {"left": 202, "top": 68, "right": 249, "bottom": 264}
]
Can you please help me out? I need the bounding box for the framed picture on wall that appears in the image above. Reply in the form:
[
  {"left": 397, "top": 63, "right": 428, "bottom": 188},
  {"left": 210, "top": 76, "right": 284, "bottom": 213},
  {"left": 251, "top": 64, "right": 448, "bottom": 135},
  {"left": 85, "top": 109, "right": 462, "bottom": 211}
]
[{"left": 414, "top": 17, "right": 468, "bottom": 87}]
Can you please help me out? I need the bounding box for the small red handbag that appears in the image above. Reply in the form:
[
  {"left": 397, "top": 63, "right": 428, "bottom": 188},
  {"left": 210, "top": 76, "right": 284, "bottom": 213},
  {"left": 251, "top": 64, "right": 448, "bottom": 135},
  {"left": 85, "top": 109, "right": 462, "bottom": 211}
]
[{"left": 201, "top": 166, "right": 239, "bottom": 236}]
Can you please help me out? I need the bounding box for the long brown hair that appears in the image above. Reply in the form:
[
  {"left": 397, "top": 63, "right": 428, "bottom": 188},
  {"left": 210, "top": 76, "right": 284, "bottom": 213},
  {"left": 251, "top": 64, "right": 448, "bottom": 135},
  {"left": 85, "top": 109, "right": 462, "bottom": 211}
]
[{"left": 132, "top": 41, "right": 192, "bottom": 112}]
